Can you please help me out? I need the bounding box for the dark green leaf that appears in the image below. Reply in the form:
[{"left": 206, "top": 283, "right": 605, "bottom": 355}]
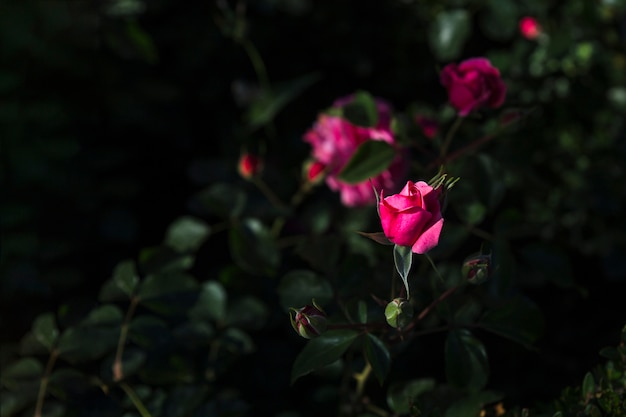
[
  {"left": 189, "top": 281, "right": 227, "bottom": 322},
  {"left": 138, "top": 272, "right": 199, "bottom": 316},
  {"left": 444, "top": 391, "right": 503, "bottom": 417},
  {"left": 337, "top": 141, "right": 396, "bottom": 184},
  {"left": 194, "top": 182, "right": 247, "bottom": 219},
  {"left": 138, "top": 272, "right": 198, "bottom": 300},
  {"left": 1, "top": 358, "right": 43, "bottom": 383},
  {"left": 445, "top": 329, "right": 489, "bottom": 391},
  {"left": 164, "top": 216, "right": 210, "bottom": 253},
  {"left": 32, "top": 313, "right": 59, "bottom": 351},
  {"left": 19, "top": 331, "right": 48, "bottom": 356},
  {"left": 291, "top": 330, "right": 359, "bottom": 384},
  {"left": 112, "top": 259, "right": 139, "bottom": 297},
  {"left": 80, "top": 305, "right": 123, "bottom": 327},
  {"left": 387, "top": 378, "right": 436, "bottom": 414},
  {"left": 341, "top": 90, "right": 378, "bottom": 127},
  {"left": 101, "top": 348, "right": 146, "bottom": 381},
  {"left": 277, "top": 270, "right": 333, "bottom": 311},
  {"left": 582, "top": 372, "right": 595, "bottom": 400},
  {"left": 57, "top": 327, "right": 120, "bottom": 364},
  {"left": 225, "top": 296, "right": 268, "bottom": 331},
  {"left": 129, "top": 315, "right": 169, "bottom": 348},
  {"left": 220, "top": 327, "right": 255, "bottom": 355},
  {"left": 246, "top": 72, "right": 320, "bottom": 129},
  {"left": 479, "top": 297, "right": 544, "bottom": 348},
  {"left": 229, "top": 218, "right": 280, "bottom": 276},
  {"left": 138, "top": 246, "right": 194, "bottom": 275},
  {"left": 99, "top": 279, "right": 129, "bottom": 302},
  {"left": 393, "top": 245, "right": 413, "bottom": 298},
  {"left": 364, "top": 333, "right": 391, "bottom": 385},
  {"left": 160, "top": 384, "right": 209, "bottom": 417},
  {"left": 429, "top": 10, "right": 471, "bottom": 62}
]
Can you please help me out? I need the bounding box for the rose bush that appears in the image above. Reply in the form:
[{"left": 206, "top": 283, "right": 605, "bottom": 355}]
[
  {"left": 379, "top": 180, "right": 444, "bottom": 254},
  {"left": 303, "top": 95, "right": 407, "bottom": 207},
  {"left": 440, "top": 57, "right": 507, "bottom": 117}
]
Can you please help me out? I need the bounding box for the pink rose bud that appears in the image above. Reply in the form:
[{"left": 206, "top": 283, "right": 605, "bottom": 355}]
[
  {"left": 415, "top": 115, "right": 439, "bottom": 139},
  {"left": 384, "top": 298, "right": 414, "bottom": 328},
  {"left": 238, "top": 153, "right": 262, "bottom": 180},
  {"left": 379, "top": 181, "right": 444, "bottom": 254},
  {"left": 289, "top": 302, "right": 328, "bottom": 339},
  {"left": 462, "top": 253, "right": 492, "bottom": 285},
  {"left": 440, "top": 58, "right": 507, "bottom": 117},
  {"left": 519, "top": 17, "right": 541, "bottom": 40},
  {"left": 306, "top": 160, "right": 326, "bottom": 183}
]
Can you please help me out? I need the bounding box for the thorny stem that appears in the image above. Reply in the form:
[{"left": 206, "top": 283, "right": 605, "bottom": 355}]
[
  {"left": 33, "top": 349, "right": 58, "bottom": 417},
  {"left": 113, "top": 296, "right": 139, "bottom": 382},
  {"left": 120, "top": 382, "right": 153, "bottom": 417}
]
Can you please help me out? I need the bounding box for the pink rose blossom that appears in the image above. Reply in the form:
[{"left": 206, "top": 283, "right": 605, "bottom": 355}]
[
  {"left": 379, "top": 181, "right": 444, "bottom": 254},
  {"left": 440, "top": 58, "right": 506, "bottom": 117},
  {"left": 519, "top": 17, "right": 541, "bottom": 40},
  {"left": 303, "top": 96, "right": 407, "bottom": 207}
]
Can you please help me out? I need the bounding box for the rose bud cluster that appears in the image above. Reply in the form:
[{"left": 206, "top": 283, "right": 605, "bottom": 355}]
[
  {"left": 385, "top": 298, "right": 414, "bottom": 328},
  {"left": 440, "top": 58, "right": 506, "bottom": 117},
  {"left": 290, "top": 302, "right": 328, "bottom": 339}
]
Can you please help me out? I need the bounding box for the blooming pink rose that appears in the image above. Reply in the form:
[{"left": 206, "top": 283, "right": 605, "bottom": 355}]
[
  {"left": 379, "top": 181, "right": 444, "bottom": 254},
  {"left": 519, "top": 17, "right": 541, "bottom": 40},
  {"left": 440, "top": 58, "right": 506, "bottom": 117},
  {"left": 303, "top": 96, "right": 407, "bottom": 207}
]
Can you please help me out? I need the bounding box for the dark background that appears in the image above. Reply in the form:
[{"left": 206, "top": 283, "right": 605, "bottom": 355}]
[{"left": 2, "top": 0, "right": 625, "bottom": 414}]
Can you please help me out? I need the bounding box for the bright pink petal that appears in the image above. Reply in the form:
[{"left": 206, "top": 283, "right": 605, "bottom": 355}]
[{"left": 412, "top": 216, "right": 444, "bottom": 254}]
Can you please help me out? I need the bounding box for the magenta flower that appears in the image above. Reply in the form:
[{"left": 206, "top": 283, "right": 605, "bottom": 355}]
[
  {"left": 379, "top": 181, "right": 444, "bottom": 254},
  {"left": 303, "top": 96, "right": 407, "bottom": 207},
  {"left": 519, "top": 17, "right": 542, "bottom": 40},
  {"left": 440, "top": 58, "right": 506, "bottom": 117}
]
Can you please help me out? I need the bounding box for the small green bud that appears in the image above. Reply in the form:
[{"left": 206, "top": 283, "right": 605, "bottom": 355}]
[
  {"left": 385, "top": 298, "right": 413, "bottom": 328},
  {"left": 289, "top": 301, "right": 328, "bottom": 339},
  {"left": 462, "top": 253, "right": 491, "bottom": 285}
]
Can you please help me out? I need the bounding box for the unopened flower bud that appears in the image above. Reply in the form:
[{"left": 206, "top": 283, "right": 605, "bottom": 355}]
[
  {"left": 519, "top": 17, "right": 542, "bottom": 40},
  {"left": 385, "top": 298, "right": 413, "bottom": 328},
  {"left": 290, "top": 302, "right": 327, "bottom": 339},
  {"left": 304, "top": 160, "right": 326, "bottom": 184},
  {"left": 462, "top": 253, "right": 492, "bottom": 285},
  {"left": 238, "top": 153, "right": 263, "bottom": 180}
]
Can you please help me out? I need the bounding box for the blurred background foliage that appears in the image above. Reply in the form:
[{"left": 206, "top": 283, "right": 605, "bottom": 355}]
[{"left": 1, "top": 0, "right": 626, "bottom": 416}]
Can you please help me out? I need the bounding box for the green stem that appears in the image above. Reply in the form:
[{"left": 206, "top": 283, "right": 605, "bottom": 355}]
[
  {"left": 354, "top": 362, "right": 372, "bottom": 398},
  {"left": 113, "top": 296, "right": 139, "bottom": 382},
  {"left": 120, "top": 382, "right": 153, "bottom": 417},
  {"left": 33, "top": 349, "right": 58, "bottom": 417},
  {"left": 439, "top": 117, "right": 463, "bottom": 158}
]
